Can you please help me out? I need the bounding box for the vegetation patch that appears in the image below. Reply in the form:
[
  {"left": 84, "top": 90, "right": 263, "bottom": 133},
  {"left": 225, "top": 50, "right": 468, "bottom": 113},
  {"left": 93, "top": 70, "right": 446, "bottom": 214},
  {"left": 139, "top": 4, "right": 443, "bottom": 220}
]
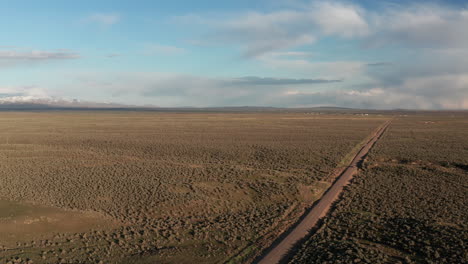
[
  {"left": 0, "top": 112, "right": 384, "bottom": 263},
  {"left": 290, "top": 114, "right": 468, "bottom": 264}
]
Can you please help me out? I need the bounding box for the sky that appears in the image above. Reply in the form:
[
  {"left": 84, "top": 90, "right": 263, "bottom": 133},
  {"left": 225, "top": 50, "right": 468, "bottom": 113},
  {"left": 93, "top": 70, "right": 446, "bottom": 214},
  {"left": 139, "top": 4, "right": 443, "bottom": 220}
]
[{"left": 0, "top": 0, "right": 467, "bottom": 109}]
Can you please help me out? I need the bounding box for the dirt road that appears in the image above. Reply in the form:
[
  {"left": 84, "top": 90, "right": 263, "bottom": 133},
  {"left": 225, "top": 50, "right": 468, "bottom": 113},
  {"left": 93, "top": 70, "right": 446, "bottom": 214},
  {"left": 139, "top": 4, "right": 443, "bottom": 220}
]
[{"left": 256, "top": 120, "right": 391, "bottom": 264}]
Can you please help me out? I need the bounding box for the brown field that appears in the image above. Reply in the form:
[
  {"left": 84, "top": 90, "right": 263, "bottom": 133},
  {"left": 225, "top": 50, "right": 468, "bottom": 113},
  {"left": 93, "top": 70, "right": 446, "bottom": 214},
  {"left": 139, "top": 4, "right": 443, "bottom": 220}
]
[
  {"left": 0, "top": 112, "right": 387, "bottom": 264},
  {"left": 257, "top": 120, "right": 391, "bottom": 264},
  {"left": 289, "top": 113, "right": 468, "bottom": 264}
]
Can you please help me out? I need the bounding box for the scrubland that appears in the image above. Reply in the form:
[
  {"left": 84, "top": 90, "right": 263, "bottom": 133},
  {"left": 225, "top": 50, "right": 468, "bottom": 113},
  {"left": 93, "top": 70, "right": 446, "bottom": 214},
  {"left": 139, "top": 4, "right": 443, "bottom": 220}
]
[
  {"left": 290, "top": 114, "right": 468, "bottom": 264},
  {"left": 0, "top": 112, "right": 385, "bottom": 263}
]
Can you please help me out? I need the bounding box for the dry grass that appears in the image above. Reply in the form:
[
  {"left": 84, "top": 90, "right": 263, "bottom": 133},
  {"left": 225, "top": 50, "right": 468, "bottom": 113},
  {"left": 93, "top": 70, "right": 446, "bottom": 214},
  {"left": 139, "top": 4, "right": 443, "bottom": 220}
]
[
  {"left": 290, "top": 114, "right": 468, "bottom": 264},
  {"left": 0, "top": 112, "right": 385, "bottom": 263}
]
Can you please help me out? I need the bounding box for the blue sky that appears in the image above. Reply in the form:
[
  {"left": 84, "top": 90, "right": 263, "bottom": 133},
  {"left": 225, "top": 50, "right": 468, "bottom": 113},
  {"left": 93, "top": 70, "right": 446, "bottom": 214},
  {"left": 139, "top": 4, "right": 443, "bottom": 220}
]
[{"left": 0, "top": 0, "right": 467, "bottom": 109}]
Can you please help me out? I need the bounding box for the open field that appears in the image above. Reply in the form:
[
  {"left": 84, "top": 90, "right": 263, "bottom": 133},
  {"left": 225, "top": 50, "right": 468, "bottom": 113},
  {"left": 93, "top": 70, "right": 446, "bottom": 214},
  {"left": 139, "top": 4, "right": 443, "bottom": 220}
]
[
  {"left": 0, "top": 112, "right": 386, "bottom": 263},
  {"left": 257, "top": 120, "right": 391, "bottom": 264},
  {"left": 289, "top": 114, "right": 468, "bottom": 264}
]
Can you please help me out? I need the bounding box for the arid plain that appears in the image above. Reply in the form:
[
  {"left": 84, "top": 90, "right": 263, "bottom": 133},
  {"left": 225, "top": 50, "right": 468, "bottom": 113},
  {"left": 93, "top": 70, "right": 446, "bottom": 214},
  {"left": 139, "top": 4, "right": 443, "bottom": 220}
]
[{"left": 0, "top": 111, "right": 465, "bottom": 264}]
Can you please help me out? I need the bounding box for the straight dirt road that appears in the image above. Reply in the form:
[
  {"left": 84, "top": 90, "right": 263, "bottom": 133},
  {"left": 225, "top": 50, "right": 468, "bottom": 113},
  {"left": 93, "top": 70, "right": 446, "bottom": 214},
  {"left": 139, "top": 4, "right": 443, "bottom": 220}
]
[{"left": 256, "top": 120, "right": 392, "bottom": 264}]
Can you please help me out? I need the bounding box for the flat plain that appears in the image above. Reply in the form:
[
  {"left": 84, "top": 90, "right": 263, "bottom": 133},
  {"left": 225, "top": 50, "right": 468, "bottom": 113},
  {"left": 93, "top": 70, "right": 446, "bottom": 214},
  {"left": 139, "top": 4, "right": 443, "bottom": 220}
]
[
  {"left": 290, "top": 113, "right": 468, "bottom": 264},
  {"left": 0, "top": 112, "right": 386, "bottom": 264}
]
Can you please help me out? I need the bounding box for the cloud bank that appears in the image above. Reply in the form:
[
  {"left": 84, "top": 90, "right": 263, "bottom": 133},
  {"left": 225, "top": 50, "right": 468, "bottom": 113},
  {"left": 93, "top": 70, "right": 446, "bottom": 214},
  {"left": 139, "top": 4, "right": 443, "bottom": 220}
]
[
  {"left": 0, "top": 49, "right": 80, "bottom": 68},
  {"left": 2, "top": 1, "right": 467, "bottom": 110},
  {"left": 0, "top": 50, "right": 79, "bottom": 61},
  {"left": 169, "top": 1, "right": 468, "bottom": 109}
]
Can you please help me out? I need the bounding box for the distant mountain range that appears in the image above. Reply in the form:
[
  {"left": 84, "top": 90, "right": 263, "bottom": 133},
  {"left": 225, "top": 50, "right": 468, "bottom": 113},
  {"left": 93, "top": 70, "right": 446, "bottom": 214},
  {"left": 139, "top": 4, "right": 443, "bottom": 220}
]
[
  {"left": 0, "top": 101, "right": 351, "bottom": 112},
  {"left": 0, "top": 97, "right": 140, "bottom": 109},
  {"left": 1, "top": 96, "right": 463, "bottom": 113},
  {"left": 0, "top": 96, "right": 350, "bottom": 111}
]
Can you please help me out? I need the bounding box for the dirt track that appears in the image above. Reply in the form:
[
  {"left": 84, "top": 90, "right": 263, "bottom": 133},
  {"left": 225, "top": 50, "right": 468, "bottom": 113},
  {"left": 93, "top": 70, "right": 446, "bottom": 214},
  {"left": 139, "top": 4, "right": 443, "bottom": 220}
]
[{"left": 256, "top": 120, "right": 391, "bottom": 264}]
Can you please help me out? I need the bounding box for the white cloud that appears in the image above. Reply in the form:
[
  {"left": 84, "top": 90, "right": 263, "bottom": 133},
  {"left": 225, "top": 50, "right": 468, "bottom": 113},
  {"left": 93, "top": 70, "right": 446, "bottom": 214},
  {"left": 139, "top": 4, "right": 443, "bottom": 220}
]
[
  {"left": 85, "top": 13, "right": 121, "bottom": 27},
  {"left": 69, "top": 71, "right": 467, "bottom": 109},
  {"left": 4, "top": 2, "right": 466, "bottom": 110},
  {"left": 0, "top": 85, "right": 51, "bottom": 101},
  {"left": 213, "top": 10, "right": 315, "bottom": 58},
  {"left": 5, "top": 67, "right": 466, "bottom": 109},
  {"left": 244, "top": 34, "right": 315, "bottom": 58},
  {"left": 178, "top": 1, "right": 468, "bottom": 55},
  {"left": 0, "top": 49, "right": 80, "bottom": 68},
  {"left": 175, "top": 1, "right": 369, "bottom": 57},
  {"left": 0, "top": 50, "right": 80, "bottom": 60},
  {"left": 277, "top": 77, "right": 468, "bottom": 110},
  {"left": 258, "top": 53, "right": 365, "bottom": 79},
  {"left": 366, "top": 4, "right": 468, "bottom": 48},
  {"left": 53, "top": 71, "right": 345, "bottom": 107},
  {"left": 311, "top": 1, "right": 369, "bottom": 37}
]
